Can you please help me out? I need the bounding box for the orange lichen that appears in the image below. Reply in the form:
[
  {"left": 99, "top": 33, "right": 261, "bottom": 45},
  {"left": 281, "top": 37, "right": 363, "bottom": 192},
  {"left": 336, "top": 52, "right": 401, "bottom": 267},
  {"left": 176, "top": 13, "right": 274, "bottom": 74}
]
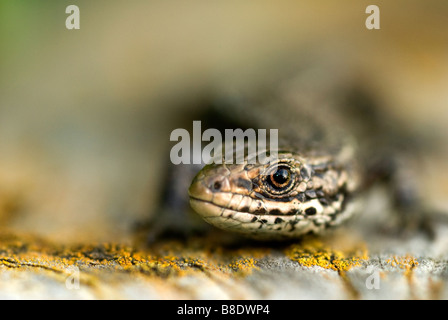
[
  {"left": 226, "top": 258, "right": 259, "bottom": 275},
  {"left": 384, "top": 255, "right": 419, "bottom": 284},
  {"left": 384, "top": 255, "right": 419, "bottom": 271},
  {"left": 285, "top": 237, "right": 368, "bottom": 272},
  {"left": 0, "top": 228, "right": 373, "bottom": 298},
  {"left": 0, "top": 230, "right": 267, "bottom": 283}
]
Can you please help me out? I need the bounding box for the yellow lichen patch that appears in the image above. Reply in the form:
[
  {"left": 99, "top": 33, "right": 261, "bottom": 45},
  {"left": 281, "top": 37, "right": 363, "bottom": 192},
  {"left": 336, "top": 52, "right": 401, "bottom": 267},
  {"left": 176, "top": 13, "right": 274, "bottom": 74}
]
[
  {"left": 225, "top": 258, "right": 259, "bottom": 276},
  {"left": 285, "top": 237, "right": 368, "bottom": 272},
  {"left": 383, "top": 255, "right": 420, "bottom": 299},
  {"left": 384, "top": 255, "right": 419, "bottom": 279},
  {"left": 384, "top": 255, "right": 419, "bottom": 270},
  {"left": 0, "top": 230, "right": 272, "bottom": 284}
]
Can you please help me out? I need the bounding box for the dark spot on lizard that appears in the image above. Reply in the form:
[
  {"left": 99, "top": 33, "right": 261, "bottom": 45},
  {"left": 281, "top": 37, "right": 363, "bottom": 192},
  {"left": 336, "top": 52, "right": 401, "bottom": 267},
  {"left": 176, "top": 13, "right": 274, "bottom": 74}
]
[
  {"left": 236, "top": 178, "right": 252, "bottom": 190},
  {"left": 253, "top": 207, "right": 267, "bottom": 214},
  {"left": 316, "top": 190, "right": 325, "bottom": 198},
  {"left": 296, "top": 193, "right": 306, "bottom": 202},
  {"left": 274, "top": 217, "right": 284, "bottom": 224},
  {"left": 270, "top": 209, "right": 282, "bottom": 216},
  {"left": 305, "top": 190, "right": 317, "bottom": 199},
  {"left": 265, "top": 196, "right": 295, "bottom": 203}
]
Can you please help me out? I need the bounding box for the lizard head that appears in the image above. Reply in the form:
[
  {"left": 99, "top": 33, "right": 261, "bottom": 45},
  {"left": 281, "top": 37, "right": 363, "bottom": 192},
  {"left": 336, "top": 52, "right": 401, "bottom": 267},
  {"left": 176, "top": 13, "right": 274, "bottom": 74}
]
[{"left": 188, "top": 150, "right": 358, "bottom": 240}]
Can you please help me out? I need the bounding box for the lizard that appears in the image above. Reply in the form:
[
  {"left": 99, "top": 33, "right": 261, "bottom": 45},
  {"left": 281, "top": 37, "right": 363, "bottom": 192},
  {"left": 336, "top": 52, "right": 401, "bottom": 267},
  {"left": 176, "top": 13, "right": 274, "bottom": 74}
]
[{"left": 143, "top": 64, "right": 435, "bottom": 243}]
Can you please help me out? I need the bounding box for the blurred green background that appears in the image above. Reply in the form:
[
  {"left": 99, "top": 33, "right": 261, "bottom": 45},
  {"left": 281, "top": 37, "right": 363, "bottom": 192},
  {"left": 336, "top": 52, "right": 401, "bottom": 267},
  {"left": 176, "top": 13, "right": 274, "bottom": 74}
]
[{"left": 0, "top": 0, "right": 447, "bottom": 243}]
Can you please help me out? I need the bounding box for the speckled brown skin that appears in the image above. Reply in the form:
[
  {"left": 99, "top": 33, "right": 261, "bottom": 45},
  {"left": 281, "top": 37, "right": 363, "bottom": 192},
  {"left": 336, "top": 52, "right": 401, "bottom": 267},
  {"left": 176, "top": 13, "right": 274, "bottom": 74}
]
[
  {"left": 184, "top": 68, "right": 435, "bottom": 240},
  {"left": 189, "top": 145, "right": 361, "bottom": 240},
  {"left": 153, "top": 67, "right": 432, "bottom": 242},
  {"left": 184, "top": 69, "right": 371, "bottom": 239}
]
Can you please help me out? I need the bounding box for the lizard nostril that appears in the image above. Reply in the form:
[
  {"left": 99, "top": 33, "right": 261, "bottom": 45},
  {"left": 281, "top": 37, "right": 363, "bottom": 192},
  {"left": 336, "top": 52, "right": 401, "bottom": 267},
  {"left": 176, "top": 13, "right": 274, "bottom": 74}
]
[
  {"left": 205, "top": 176, "right": 229, "bottom": 193},
  {"left": 212, "top": 181, "right": 222, "bottom": 191}
]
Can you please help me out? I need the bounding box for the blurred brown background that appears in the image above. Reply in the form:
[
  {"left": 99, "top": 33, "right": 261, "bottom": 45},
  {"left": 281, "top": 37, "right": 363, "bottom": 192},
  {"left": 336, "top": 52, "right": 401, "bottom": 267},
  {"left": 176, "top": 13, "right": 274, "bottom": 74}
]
[{"left": 0, "top": 0, "right": 447, "bottom": 243}]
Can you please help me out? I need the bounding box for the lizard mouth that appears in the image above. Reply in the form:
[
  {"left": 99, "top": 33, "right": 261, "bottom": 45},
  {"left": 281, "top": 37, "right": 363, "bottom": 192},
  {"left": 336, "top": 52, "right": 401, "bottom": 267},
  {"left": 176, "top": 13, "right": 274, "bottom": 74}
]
[
  {"left": 188, "top": 174, "right": 312, "bottom": 237},
  {"left": 188, "top": 195, "right": 303, "bottom": 238}
]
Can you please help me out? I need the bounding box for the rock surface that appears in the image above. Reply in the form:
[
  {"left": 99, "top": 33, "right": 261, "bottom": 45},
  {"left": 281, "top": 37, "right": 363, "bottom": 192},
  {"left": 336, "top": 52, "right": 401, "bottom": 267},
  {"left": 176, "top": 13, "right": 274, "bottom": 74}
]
[{"left": 1, "top": 211, "right": 447, "bottom": 300}]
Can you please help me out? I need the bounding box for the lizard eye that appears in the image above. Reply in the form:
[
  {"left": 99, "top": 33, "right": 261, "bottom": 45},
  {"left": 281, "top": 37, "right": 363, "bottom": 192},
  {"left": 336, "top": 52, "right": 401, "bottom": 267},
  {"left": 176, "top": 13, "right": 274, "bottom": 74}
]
[
  {"left": 266, "top": 165, "right": 294, "bottom": 194},
  {"left": 269, "top": 167, "right": 291, "bottom": 189}
]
